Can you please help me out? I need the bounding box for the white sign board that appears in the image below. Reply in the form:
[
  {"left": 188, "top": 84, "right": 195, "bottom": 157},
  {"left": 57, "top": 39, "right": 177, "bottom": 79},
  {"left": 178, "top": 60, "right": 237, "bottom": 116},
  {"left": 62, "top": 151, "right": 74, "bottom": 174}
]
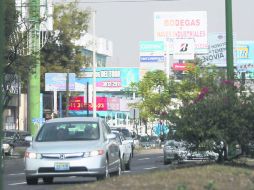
[
  {"left": 129, "top": 108, "right": 140, "bottom": 119},
  {"left": 154, "top": 11, "right": 208, "bottom": 54}
]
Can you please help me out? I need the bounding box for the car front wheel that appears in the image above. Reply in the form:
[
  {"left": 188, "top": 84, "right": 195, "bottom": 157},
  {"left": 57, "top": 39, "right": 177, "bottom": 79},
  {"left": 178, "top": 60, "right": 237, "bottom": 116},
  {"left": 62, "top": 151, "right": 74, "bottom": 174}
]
[
  {"left": 97, "top": 158, "right": 110, "bottom": 180},
  {"left": 26, "top": 177, "right": 38, "bottom": 185},
  {"left": 43, "top": 177, "right": 53, "bottom": 184}
]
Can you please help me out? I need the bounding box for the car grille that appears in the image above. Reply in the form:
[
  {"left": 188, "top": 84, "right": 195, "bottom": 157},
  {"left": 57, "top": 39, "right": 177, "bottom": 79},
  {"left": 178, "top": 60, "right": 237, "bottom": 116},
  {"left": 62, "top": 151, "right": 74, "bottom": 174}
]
[
  {"left": 38, "top": 167, "right": 88, "bottom": 173},
  {"left": 41, "top": 153, "right": 84, "bottom": 159}
]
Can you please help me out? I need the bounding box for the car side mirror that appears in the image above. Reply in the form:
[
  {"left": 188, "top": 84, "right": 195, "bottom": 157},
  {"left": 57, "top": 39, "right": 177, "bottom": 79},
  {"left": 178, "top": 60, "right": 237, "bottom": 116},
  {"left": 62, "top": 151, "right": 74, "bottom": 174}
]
[{"left": 25, "top": 136, "right": 33, "bottom": 142}]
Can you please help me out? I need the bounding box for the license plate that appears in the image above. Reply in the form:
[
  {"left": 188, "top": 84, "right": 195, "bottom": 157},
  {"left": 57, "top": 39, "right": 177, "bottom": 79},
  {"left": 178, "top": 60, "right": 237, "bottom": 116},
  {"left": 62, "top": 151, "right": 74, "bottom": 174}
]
[{"left": 54, "top": 162, "right": 70, "bottom": 171}]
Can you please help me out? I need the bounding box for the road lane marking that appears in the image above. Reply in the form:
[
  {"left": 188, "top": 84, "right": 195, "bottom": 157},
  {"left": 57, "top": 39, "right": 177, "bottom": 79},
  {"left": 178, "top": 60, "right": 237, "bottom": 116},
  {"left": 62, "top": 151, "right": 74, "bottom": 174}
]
[
  {"left": 8, "top": 182, "right": 26, "bottom": 186},
  {"left": 8, "top": 173, "right": 25, "bottom": 176},
  {"left": 144, "top": 167, "right": 158, "bottom": 170},
  {"left": 138, "top": 158, "right": 150, "bottom": 161}
]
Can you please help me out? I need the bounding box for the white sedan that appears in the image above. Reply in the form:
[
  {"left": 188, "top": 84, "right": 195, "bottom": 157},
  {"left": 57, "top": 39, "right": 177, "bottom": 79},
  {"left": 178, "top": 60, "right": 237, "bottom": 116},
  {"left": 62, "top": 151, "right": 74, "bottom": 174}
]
[{"left": 111, "top": 130, "right": 132, "bottom": 170}]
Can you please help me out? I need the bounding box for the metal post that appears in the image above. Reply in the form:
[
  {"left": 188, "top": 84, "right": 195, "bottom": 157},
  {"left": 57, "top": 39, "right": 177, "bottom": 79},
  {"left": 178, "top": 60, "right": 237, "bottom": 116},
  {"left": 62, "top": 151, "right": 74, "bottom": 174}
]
[
  {"left": 92, "top": 11, "right": 97, "bottom": 118},
  {"left": 225, "top": 0, "right": 234, "bottom": 80},
  {"left": 86, "top": 82, "right": 89, "bottom": 116},
  {"left": 59, "top": 92, "right": 62, "bottom": 118},
  {"left": 66, "top": 71, "right": 70, "bottom": 117},
  {"left": 28, "top": 0, "right": 41, "bottom": 136},
  {"left": 0, "top": 0, "right": 5, "bottom": 189}
]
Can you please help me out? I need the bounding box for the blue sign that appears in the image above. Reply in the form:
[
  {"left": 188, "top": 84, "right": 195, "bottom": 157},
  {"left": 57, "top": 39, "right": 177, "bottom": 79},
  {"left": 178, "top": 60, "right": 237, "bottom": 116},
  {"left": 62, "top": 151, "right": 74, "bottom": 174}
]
[
  {"left": 32, "top": 118, "right": 45, "bottom": 127},
  {"left": 76, "top": 67, "right": 139, "bottom": 92},
  {"left": 140, "top": 56, "right": 165, "bottom": 63},
  {"left": 45, "top": 73, "right": 76, "bottom": 91},
  {"left": 139, "top": 41, "right": 165, "bottom": 52},
  {"left": 235, "top": 41, "right": 254, "bottom": 74},
  {"left": 153, "top": 123, "right": 169, "bottom": 136}
]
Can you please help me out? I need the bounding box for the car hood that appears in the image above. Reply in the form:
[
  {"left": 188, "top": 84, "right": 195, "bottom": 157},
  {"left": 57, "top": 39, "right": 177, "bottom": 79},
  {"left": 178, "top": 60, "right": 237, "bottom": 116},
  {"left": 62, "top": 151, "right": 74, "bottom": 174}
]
[
  {"left": 3, "top": 138, "right": 14, "bottom": 144},
  {"left": 29, "top": 141, "right": 103, "bottom": 154}
]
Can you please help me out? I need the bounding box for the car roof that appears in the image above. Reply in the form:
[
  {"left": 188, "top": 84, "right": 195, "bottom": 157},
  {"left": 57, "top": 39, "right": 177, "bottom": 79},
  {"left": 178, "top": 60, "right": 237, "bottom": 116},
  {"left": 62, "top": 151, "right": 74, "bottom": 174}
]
[{"left": 45, "top": 117, "right": 101, "bottom": 123}]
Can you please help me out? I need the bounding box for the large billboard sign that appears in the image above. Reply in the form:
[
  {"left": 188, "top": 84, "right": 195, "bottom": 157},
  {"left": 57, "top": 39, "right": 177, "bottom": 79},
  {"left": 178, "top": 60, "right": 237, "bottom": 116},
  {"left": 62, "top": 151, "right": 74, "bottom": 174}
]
[
  {"left": 45, "top": 73, "right": 76, "bottom": 91},
  {"left": 154, "top": 11, "right": 208, "bottom": 54},
  {"left": 235, "top": 41, "right": 254, "bottom": 79},
  {"left": 198, "top": 33, "right": 227, "bottom": 67},
  {"left": 76, "top": 67, "right": 139, "bottom": 92}
]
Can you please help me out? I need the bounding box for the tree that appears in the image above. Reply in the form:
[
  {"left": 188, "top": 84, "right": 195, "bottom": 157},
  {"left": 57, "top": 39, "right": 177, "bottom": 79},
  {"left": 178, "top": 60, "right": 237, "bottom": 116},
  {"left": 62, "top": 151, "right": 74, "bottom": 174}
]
[
  {"left": 40, "top": 1, "right": 90, "bottom": 90},
  {"left": 169, "top": 64, "right": 254, "bottom": 162},
  {"left": 133, "top": 70, "right": 173, "bottom": 137},
  {"left": 3, "top": 0, "right": 36, "bottom": 108}
]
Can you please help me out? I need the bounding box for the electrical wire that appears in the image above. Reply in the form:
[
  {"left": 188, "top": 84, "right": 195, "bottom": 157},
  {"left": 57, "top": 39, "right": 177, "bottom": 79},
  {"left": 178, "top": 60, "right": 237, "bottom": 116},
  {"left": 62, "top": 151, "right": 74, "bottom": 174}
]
[{"left": 54, "top": 0, "right": 177, "bottom": 4}]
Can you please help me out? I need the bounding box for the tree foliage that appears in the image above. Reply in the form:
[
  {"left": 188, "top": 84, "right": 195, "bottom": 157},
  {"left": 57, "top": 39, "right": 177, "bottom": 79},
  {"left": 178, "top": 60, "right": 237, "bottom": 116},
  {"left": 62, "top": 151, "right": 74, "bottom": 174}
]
[
  {"left": 169, "top": 65, "right": 254, "bottom": 161},
  {"left": 40, "top": 1, "right": 90, "bottom": 90}
]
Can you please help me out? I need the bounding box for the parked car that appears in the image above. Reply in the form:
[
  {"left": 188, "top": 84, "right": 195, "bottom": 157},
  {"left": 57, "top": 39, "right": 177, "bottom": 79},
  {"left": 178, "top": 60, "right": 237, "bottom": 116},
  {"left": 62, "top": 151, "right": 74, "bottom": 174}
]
[
  {"left": 163, "top": 140, "right": 188, "bottom": 164},
  {"left": 110, "top": 127, "right": 134, "bottom": 157},
  {"left": 111, "top": 130, "right": 132, "bottom": 170},
  {"left": 139, "top": 135, "right": 161, "bottom": 149},
  {"left": 24, "top": 117, "right": 121, "bottom": 185},
  {"left": 1, "top": 130, "right": 30, "bottom": 156}
]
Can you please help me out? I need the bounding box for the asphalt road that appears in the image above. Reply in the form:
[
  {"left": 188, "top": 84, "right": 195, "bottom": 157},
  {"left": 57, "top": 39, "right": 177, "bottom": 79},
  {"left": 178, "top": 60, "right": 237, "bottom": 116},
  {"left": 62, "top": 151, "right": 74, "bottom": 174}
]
[{"left": 3, "top": 148, "right": 168, "bottom": 190}]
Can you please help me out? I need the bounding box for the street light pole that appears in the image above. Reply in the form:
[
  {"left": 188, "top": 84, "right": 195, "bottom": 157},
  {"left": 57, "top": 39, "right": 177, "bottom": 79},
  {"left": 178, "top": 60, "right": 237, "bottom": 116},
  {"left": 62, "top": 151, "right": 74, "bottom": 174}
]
[
  {"left": 0, "top": 1, "right": 5, "bottom": 189},
  {"left": 92, "top": 11, "right": 97, "bottom": 118},
  {"left": 225, "top": 0, "right": 234, "bottom": 80}
]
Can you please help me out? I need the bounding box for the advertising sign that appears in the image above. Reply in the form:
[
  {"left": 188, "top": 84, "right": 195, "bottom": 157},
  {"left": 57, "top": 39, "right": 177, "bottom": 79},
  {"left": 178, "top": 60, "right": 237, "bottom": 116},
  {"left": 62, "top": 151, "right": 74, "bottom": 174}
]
[
  {"left": 198, "top": 33, "right": 227, "bottom": 66},
  {"left": 107, "top": 97, "right": 120, "bottom": 111},
  {"left": 139, "top": 41, "right": 165, "bottom": 52},
  {"left": 154, "top": 11, "right": 208, "bottom": 54},
  {"left": 173, "top": 38, "right": 195, "bottom": 60},
  {"left": 172, "top": 63, "right": 195, "bottom": 71},
  {"left": 235, "top": 41, "right": 254, "bottom": 77},
  {"left": 68, "top": 96, "right": 108, "bottom": 111},
  {"left": 140, "top": 56, "right": 165, "bottom": 62},
  {"left": 76, "top": 68, "right": 139, "bottom": 92},
  {"left": 45, "top": 73, "right": 75, "bottom": 91}
]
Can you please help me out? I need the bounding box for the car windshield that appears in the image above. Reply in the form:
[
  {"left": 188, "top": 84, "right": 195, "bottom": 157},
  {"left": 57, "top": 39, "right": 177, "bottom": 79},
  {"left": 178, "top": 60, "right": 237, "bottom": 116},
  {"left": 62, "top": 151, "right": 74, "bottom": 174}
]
[
  {"left": 121, "top": 129, "right": 131, "bottom": 138},
  {"left": 36, "top": 121, "right": 100, "bottom": 142}
]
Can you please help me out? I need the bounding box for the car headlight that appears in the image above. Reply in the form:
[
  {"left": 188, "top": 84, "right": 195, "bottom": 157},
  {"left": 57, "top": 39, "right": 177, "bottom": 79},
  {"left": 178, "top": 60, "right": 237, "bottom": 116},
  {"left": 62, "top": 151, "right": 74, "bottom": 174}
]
[
  {"left": 83, "top": 150, "right": 104, "bottom": 158},
  {"left": 24, "top": 152, "right": 41, "bottom": 159}
]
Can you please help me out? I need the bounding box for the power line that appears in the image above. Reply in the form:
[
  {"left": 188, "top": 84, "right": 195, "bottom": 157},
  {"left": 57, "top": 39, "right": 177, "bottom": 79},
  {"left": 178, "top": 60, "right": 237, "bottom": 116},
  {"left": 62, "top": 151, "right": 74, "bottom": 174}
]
[{"left": 54, "top": 0, "right": 177, "bottom": 4}]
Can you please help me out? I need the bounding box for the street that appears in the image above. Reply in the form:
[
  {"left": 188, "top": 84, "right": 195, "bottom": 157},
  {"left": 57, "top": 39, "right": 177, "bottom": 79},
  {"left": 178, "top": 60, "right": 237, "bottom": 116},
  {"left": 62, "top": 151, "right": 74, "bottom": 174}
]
[{"left": 3, "top": 149, "right": 169, "bottom": 190}]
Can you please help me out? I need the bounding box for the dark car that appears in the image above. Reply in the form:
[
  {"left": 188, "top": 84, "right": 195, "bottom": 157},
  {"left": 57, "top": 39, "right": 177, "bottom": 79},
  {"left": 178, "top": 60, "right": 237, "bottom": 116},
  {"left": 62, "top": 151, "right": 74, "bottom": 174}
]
[
  {"left": 2, "top": 130, "right": 30, "bottom": 156},
  {"left": 139, "top": 135, "right": 161, "bottom": 148}
]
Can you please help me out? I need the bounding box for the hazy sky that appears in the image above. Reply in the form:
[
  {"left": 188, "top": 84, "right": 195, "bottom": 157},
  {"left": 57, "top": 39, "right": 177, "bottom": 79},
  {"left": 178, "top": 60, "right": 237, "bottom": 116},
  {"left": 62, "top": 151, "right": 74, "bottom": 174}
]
[{"left": 58, "top": 0, "right": 254, "bottom": 67}]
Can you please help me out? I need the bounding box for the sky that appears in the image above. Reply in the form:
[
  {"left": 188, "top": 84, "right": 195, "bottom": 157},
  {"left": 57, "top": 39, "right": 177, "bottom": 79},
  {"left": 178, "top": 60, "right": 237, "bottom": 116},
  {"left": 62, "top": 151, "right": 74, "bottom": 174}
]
[{"left": 55, "top": 0, "right": 254, "bottom": 67}]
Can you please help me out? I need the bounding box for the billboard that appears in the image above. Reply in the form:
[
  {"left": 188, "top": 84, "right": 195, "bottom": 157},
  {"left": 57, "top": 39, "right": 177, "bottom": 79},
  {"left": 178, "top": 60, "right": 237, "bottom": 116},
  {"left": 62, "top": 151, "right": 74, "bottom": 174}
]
[
  {"left": 45, "top": 73, "right": 76, "bottom": 91},
  {"left": 154, "top": 11, "right": 208, "bottom": 54},
  {"left": 76, "top": 67, "right": 139, "bottom": 92},
  {"left": 198, "top": 33, "right": 227, "bottom": 66},
  {"left": 235, "top": 41, "right": 254, "bottom": 71}
]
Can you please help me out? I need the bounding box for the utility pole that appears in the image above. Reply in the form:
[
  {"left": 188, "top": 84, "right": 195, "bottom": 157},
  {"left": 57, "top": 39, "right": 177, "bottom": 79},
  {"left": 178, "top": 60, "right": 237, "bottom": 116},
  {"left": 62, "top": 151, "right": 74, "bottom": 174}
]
[
  {"left": 28, "top": 0, "right": 41, "bottom": 136},
  {"left": 92, "top": 11, "right": 97, "bottom": 117},
  {"left": 225, "top": 0, "right": 234, "bottom": 80},
  {"left": 0, "top": 1, "right": 5, "bottom": 189}
]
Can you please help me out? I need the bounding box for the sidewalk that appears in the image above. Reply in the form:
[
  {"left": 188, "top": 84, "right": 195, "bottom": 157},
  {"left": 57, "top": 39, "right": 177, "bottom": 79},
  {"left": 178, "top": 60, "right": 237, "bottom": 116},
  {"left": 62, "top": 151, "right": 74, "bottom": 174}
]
[{"left": 135, "top": 148, "right": 163, "bottom": 155}]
